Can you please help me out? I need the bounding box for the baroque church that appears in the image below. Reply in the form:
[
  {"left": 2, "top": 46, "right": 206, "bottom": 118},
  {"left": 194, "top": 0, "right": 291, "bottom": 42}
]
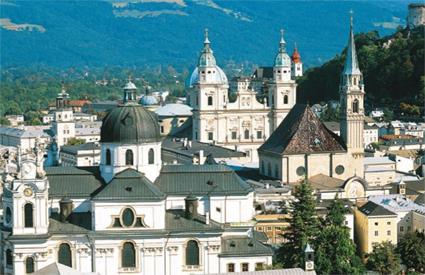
[
  {"left": 189, "top": 30, "right": 302, "bottom": 162},
  {"left": 258, "top": 16, "right": 383, "bottom": 200},
  {"left": 1, "top": 82, "right": 273, "bottom": 274}
]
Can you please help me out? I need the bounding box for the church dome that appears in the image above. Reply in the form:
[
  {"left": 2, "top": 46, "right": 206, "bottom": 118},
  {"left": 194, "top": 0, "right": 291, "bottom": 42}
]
[
  {"left": 101, "top": 105, "right": 161, "bottom": 143},
  {"left": 140, "top": 95, "right": 159, "bottom": 106},
  {"left": 274, "top": 30, "right": 291, "bottom": 67},
  {"left": 189, "top": 66, "right": 228, "bottom": 87}
]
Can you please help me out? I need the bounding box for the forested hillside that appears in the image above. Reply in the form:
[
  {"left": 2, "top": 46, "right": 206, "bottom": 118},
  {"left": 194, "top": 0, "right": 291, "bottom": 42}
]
[{"left": 297, "top": 26, "right": 424, "bottom": 116}]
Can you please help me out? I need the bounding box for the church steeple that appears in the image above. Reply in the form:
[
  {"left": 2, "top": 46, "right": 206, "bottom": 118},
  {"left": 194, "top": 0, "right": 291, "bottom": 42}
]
[
  {"left": 274, "top": 29, "right": 290, "bottom": 67},
  {"left": 343, "top": 12, "right": 361, "bottom": 76},
  {"left": 198, "top": 28, "right": 217, "bottom": 67}
]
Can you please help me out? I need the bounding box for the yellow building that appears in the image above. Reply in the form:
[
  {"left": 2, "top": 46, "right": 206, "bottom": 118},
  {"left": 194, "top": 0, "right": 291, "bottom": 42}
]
[
  {"left": 354, "top": 201, "right": 398, "bottom": 257},
  {"left": 254, "top": 214, "right": 289, "bottom": 244}
]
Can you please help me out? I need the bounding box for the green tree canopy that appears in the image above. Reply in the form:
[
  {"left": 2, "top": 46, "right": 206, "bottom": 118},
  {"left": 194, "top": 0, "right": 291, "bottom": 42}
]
[
  {"left": 367, "top": 241, "right": 401, "bottom": 275},
  {"left": 396, "top": 231, "right": 425, "bottom": 273}
]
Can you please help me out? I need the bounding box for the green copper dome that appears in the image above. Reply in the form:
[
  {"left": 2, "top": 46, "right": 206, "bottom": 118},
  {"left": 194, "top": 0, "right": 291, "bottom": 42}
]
[{"left": 101, "top": 104, "right": 161, "bottom": 143}]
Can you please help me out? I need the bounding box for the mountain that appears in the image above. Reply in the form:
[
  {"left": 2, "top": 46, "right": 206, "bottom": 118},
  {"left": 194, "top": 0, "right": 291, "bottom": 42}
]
[{"left": 0, "top": 0, "right": 410, "bottom": 68}]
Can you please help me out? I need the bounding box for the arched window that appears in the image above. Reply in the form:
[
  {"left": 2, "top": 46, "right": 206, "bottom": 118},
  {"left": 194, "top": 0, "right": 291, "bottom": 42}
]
[
  {"left": 268, "top": 163, "right": 272, "bottom": 176},
  {"left": 244, "top": 129, "right": 250, "bottom": 140},
  {"left": 352, "top": 99, "right": 359, "bottom": 113},
  {"left": 125, "top": 149, "right": 134, "bottom": 165},
  {"left": 283, "top": 95, "right": 288, "bottom": 104},
  {"left": 185, "top": 240, "right": 200, "bottom": 266},
  {"left": 122, "top": 242, "right": 136, "bottom": 268},
  {"left": 24, "top": 203, "right": 33, "bottom": 228},
  {"left": 106, "top": 149, "right": 111, "bottom": 165},
  {"left": 6, "top": 249, "right": 13, "bottom": 266},
  {"left": 207, "top": 96, "right": 213, "bottom": 106},
  {"left": 148, "top": 148, "right": 154, "bottom": 164},
  {"left": 58, "top": 243, "right": 72, "bottom": 267},
  {"left": 25, "top": 257, "right": 35, "bottom": 274}
]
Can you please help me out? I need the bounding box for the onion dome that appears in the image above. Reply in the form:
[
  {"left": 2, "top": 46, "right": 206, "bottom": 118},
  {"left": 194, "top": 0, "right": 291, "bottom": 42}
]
[
  {"left": 189, "top": 29, "right": 228, "bottom": 87},
  {"left": 274, "top": 29, "right": 291, "bottom": 67},
  {"left": 291, "top": 43, "right": 302, "bottom": 64}
]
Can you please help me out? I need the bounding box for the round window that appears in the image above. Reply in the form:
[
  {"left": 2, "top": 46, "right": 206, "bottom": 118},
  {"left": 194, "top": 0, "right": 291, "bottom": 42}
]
[
  {"left": 121, "top": 208, "right": 135, "bottom": 227},
  {"left": 296, "top": 166, "right": 306, "bottom": 176},
  {"left": 5, "top": 207, "right": 11, "bottom": 224},
  {"left": 335, "top": 165, "right": 345, "bottom": 175}
]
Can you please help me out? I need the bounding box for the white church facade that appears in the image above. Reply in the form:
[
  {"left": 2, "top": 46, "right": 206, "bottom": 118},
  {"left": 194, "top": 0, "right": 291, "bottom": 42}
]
[
  {"left": 1, "top": 82, "right": 272, "bottom": 275},
  {"left": 189, "top": 30, "right": 302, "bottom": 162}
]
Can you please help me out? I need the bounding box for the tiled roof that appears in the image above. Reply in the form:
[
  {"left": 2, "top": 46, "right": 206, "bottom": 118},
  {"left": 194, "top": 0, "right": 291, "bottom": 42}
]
[
  {"left": 219, "top": 236, "right": 273, "bottom": 257},
  {"left": 165, "top": 209, "right": 222, "bottom": 233},
  {"left": 46, "top": 166, "right": 104, "bottom": 198},
  {"left": 259, "top": 104, "right": 346, "bottom": 155},
  {"left": 358, "top": 201, "right": 397, "bottom": 217},
  {"left": 93, "top": 169, "right": 165, "bottom": 201},
  {"left": 415, "top": 193, "right": 425, "bottom": 206},
  {"left": 155, "top": 165, "right": 252, "bottom": 196}
]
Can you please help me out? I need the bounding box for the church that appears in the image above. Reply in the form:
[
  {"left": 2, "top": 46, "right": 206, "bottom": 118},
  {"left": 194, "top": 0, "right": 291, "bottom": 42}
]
[
  {"left": 1, "top": 82, "right": 273, "bottom": 274},
  {"left": 189, "top": 30, "right": 302, "bottom": 162},
  {"left": 257, "top": 15, "right": 385, "bottom": 200}
]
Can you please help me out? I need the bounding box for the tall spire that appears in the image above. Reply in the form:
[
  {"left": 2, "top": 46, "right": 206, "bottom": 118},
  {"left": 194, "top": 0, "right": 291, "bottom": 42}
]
[
  {"left": 343, "top": 10, "right": 361, "bottom": 75},
  {"left": 198, "top": 28, "right": 216, "bottom": 67},
  {"left": 279, "top": 29, "right": 286, "bottom": 52},
  {"left": 274, "top": 28, "right": 290, "bottom": 67}
]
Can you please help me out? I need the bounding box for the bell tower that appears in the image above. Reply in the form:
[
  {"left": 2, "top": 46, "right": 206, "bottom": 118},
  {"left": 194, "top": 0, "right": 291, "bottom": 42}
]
[
  {"left": 269, "top": 29, "right": 297, "bottom": 131},
  {"left": 340, "top": 12, "right": 365, "bottom": 176},
  {"left": 2, "top": 142, "right": 49, "bottom": 236}
]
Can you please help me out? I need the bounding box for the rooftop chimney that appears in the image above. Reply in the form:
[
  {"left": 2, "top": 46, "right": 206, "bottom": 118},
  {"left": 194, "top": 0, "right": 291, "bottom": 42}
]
[{"left": 59, "top": 198, "right": 73, "bottom": 222}]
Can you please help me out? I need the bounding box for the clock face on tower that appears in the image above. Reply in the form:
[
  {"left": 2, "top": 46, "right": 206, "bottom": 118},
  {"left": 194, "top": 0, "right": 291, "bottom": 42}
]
[{"left": 24, "top": 187, "right": 33, "bottom": 197}]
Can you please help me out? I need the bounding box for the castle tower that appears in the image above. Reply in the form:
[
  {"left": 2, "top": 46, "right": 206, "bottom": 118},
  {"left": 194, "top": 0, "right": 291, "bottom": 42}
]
[
  {"left": 340, "top": 13, "right": 365, "bottom": 176},
  {"left": 269, "top": 29, "right": 297, "bottom": 131},
  {"left": 291, "top": 43, "right": 303, "bottom": 78},
  {"left": 189, "top": 29, "right": 229, "bottom": 143}
]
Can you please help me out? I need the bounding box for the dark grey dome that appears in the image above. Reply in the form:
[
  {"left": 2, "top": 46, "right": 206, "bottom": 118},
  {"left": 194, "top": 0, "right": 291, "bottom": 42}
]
[{"left": 101, "top": 104, "right": 161, "bottom": 143}]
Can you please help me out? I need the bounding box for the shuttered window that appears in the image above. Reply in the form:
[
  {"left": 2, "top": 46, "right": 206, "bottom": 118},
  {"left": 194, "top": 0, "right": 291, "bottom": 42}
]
[{"left": 185, "top": 240, "right": 199, "bottom": 266}]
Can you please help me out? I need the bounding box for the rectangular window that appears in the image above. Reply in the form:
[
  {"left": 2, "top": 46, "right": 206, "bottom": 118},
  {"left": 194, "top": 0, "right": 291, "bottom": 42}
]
[
  {"left": 241, "top": 263, "right": 249, "bottom": 272},
  {"left": 208, "top": 132, "right": 213, "bottom": 141},
  {"left": 267, "top": 226, "right": 272, "bottom": 231},
  {"left": 400, "top": 226, "right": 404, "bottom": 232},
  {"left": 227, "top": 263, "right": 235, "bottom": 272},
  {"left": 231, "top": 131, "right": 237, "bottom": 140},
  {"left": 257, "top": 130, "right": 262, "bottom": 139},
  {"left": 374, "top": 231, "right": 378, "bottom": 236},
  {"left": 257, "top": 226, "right": 263, "bottom": 231},
  {"left": 387, "top": 230, "right": 391, "bottom": 236},
  {"left": 255, "top": 262, "right": 264, "bottom": 271},
  {"left": 160, "top": 126, "right": 164, "bottom": 133}
]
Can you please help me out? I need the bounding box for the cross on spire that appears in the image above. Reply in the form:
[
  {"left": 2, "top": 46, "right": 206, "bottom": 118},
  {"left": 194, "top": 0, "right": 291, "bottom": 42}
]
[{"left": 204, "top": 28, "right": 210, "bottom": 44}]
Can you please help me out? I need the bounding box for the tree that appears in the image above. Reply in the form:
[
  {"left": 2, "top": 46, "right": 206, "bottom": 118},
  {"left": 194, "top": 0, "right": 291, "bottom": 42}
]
[
  {"left": 366, "top": 242, "right": 401, "bottom": 275},
  {"left": 279, "top": 180, "right": 319, "bottom": 267},
  {"left": 396, "top": 231, "right": 425, "bottom": 273},
  {"left": 314, "top": 198, "right": 364, "bottom": 274},
  {"left": 0, "top": 117, "right": 11, "bottom": 126},
  {"left": 67, "top": 138, "right": 85, "bottom": 146}
]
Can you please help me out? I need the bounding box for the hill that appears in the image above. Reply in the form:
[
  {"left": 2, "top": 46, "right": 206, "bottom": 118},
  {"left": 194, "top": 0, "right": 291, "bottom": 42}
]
[
  {"left": 297, "top": 26, "right": 425, "bottom": 117},
  {"left": 0, "top": 0, "right": 409, "bottom": 68}
]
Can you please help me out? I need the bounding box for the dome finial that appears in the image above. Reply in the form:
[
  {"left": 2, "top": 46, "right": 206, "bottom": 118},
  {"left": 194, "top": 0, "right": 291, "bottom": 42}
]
[
  {"left": 204, "top": 28, "right": 210, "bottom": 44},
  {"left": 279, "top": 28, "right": 286, "bottom": 52}
]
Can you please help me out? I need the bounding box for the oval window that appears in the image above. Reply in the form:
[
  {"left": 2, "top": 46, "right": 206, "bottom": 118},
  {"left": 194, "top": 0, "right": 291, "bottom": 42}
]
[
  {"left": 5, "top": 207, "right": 11, "bottom": 223},
  {"left": 335, "top": 165, "right": 345, "bottom": 175},
  {"left": 122, "top": 208, "right": 135, "bottom": 227},
  {"left": 296, "top": 166, "right": 306, "bottom": 176}
]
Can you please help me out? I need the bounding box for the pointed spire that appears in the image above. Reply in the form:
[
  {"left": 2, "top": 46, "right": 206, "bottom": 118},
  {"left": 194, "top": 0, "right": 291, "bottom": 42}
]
[
  {"left": 343, "top": 10, "right": 361, "bottom": 75},
  {"left": 279, "top": 28, "right": 286, "bottom": 52},
  {"left": 292, "top": 42, "right": 301, "bottom": 63},
  {"left": 198, "top": 28, "right": 216, "bottom": 67}
]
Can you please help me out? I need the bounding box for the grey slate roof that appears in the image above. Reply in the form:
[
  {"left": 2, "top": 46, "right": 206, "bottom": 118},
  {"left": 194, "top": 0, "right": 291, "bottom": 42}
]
[
  {"left": 61, "top": 142, "right": 100, "bottom": 154},
  {"left": 92, "top": 169, "right": 165, "bottom": 201},
  {"left": 101, "top": 104, "right": 161, "bottom": 143},
  {"left": 259, "top": 104, "right": 346, "bottom": 155},
  {"left": 49, "top": 212, "right": 92, "bottom": 234},
  {"left": 219, "top": 236, "right": 273, "bottom": 257},
  {"left": 46, "top": 166, "right": 104, "bottom": 198},
  {"left": 415, "top": 193, "right": 425, "bottom": 206},
  {"left": 358, "top": 201, "right": 397, "bottom": 217},
  {"left": 165, "top": 209, "right": 222, "bottom": 233},
  {"left": 155, "top": 165, "right": 253, "bottom": 196}
]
